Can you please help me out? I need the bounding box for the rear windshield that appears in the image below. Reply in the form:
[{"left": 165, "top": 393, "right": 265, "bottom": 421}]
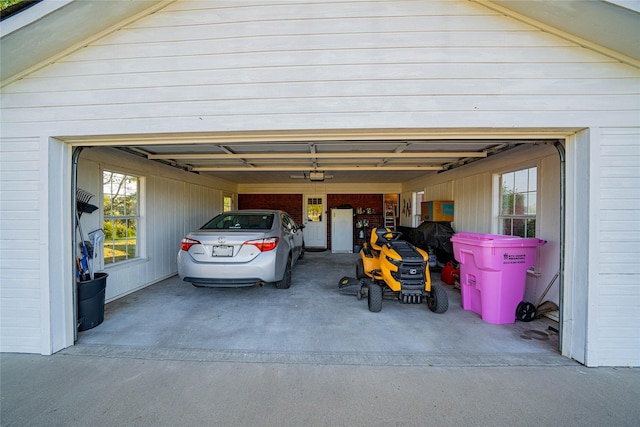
[{"left": 201, "top": 214, "right": 275, "bottom": 230}]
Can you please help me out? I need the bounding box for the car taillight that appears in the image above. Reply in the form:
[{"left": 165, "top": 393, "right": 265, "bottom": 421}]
[
  {"left": 245, "top": 237, "right": 279, "bottom": 252},
  {"left": 181, "top": 237, "right": 200, "bottom": 251}
]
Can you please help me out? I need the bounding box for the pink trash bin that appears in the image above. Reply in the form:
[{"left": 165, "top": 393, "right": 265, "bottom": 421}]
[{"left": 451, "top": 232, "right": 545, "bottom": 324}]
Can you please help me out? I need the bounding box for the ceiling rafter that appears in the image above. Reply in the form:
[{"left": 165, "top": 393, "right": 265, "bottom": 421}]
[
  {"left": 218, "top": 144, "right": 256, "bottom": 168},
  {"left": 147, "top": 151, "right": 488, "bottom": 160},
  {"left": 377, "top": 141, "right": 410, "bottom": 167},
  {"left": 193, "top": 165, "right": 443, "bottom": 172}
]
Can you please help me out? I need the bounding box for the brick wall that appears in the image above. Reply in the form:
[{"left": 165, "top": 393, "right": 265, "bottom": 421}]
[
  {"left": 238, "top": 194, "right": 303, "bottom": 224},
  {"left": 238, "top": 193, "right": 384, "bottom": 250},
  {"left": 327, "top": 194, "right": 383, "bottom": 250}
]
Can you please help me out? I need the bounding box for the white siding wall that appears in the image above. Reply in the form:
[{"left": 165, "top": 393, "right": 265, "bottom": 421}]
[
  {"left": 1, "top": 0, "right": 638, "bottom": 137},
  {"left": 79, "top": 148, "right": 225, "bottom": 302},
  {"left": 423, "top": 182, "right": 454, "bottom": 203},
  {"left": 592, "top": 128, "right": 640, "bottom": 366},
  {"left": 0, "top": 137, "right": 42, "bottom": 353}
]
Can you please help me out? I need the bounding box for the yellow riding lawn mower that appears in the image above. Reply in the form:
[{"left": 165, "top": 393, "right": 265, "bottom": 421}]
[{"left": 349, "top": 227, "right": 449, "bottom": 313}]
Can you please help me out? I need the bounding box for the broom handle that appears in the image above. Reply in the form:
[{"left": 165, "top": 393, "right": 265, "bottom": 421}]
[{"left": 535, "top": 272, "right": 559, "bottom": 307}]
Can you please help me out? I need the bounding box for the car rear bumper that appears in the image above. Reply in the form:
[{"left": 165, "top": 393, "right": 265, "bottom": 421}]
[
  {"left": 177, "top": 250, "right": 280, "bottom": 285},
  {"left": 182, "top": 277, "right": 265, "bottom": 287}
]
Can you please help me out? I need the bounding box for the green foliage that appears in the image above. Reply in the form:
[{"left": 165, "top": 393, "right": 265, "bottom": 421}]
[
  {"left": 103, "top": 219, "right": 136, "bottom": 240},
  {"left": 501, "top": 186, "right": 527, "bottom": 215},
  {"left": 103, "top": 171, "right": 139, "bottom": 263},
  {"left": 1, "top": 0, "right": 23, "bottom": 10}
]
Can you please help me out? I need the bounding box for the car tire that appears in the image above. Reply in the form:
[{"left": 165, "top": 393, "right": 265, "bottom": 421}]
[
  {"left": 276, "top": 256, "right": 292, "bottom": 289},
  {"left": 298, "top": 244, "right": 305, "bottom": 260}
]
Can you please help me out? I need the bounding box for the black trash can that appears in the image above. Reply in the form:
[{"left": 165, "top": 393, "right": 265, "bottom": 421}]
[{"left": 77, "top": 272, "right": 108, "bottom": 331}]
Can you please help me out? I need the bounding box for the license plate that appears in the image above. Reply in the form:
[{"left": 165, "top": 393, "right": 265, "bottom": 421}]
[{"left": 212, "top": 245, "right": 233, "bottom": 257}]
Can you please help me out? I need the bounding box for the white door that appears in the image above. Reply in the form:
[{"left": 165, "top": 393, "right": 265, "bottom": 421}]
[
  {"left": 304, "top": 195, "right": 326, "bottom": 248},
  {"left": 331, "top": 209, "right": 353, "bottom": 253}
]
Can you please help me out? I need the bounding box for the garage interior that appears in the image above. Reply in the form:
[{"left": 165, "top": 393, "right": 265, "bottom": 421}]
[{"left": 66, "top": 132, "right": 565, "bottom": 365}]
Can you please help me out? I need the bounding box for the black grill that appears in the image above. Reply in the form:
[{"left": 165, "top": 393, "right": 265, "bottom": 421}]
[{"left": 396, "top": 261, "right": 426, "bottom": 291}]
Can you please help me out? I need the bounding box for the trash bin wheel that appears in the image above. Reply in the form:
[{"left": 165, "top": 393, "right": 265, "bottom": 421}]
[{"left": 516, "top": 301, "right": 537, "bottom": 322}]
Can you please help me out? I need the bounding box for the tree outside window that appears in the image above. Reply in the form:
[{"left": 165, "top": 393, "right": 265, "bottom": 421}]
[
  {"left": 499, "top": 167, "right": 537, "bottom": 238},
  {"left": 103, "top": 171, "right": 139, "bottom": 264}
]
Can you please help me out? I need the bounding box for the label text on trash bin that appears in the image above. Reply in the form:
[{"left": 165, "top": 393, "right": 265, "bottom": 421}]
[{"left": 503, "top": 253, "right": 527, "bottom": 264}]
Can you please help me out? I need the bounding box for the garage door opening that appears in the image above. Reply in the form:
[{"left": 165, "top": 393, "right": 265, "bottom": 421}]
[{"left": 68, "top": 131, "right": 565, "bottom": 364}]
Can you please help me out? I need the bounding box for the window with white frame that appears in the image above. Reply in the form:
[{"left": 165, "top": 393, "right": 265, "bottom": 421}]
[
  {"left": 223, "top": 195, "right": 233, "bottom": 212},
  {"left": 103, "top": 171, "right": 141, "bottom": 265},
  {"left": 499, "top": 167, "right": 537, "bottom": 238},
  {"left": 413, "top": 191, "right": 424, "bottom": 227}
]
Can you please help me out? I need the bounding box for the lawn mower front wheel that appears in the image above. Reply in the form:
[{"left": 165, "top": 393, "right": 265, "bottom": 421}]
[
  {"left": 426, "top": 284, "right": 449, "bottom": 313},
  {"left": 368, "top": 283, "right": 383, "bottom": 312}
]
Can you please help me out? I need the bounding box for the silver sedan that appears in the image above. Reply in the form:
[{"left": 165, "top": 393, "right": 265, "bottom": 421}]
[{"left": 177, "top": 210, "right": 305, "bottom": 288}]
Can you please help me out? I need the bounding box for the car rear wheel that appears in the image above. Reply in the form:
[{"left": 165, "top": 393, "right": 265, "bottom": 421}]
[{"left": 275, "top": 256, "right": 292, "bottom": 289}]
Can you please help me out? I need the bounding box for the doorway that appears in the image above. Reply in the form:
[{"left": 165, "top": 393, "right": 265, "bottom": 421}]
[{"left": 303, "top": 195, "right": 326, "bottom": 248}]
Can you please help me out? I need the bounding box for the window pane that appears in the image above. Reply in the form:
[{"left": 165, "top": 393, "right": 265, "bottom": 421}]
[
  {"left": 103, "top": 172, "right": 138, "bottom": 216},
  {"left": 501, "top": 218, "right": 512, "bottom": 235},
  {"left": 526, "top": 218, "right": 536, "bottom": 238},
  {"left": 498, "top": 167, "right": 537, "bottom": 237},
  {"left": 127, "top": 192, "right": 138, "bottom": 216},
  {"left": 528, "top": 167, "right": 537, "bottom": 192},
  {"left": 501, "top": 189, "right": 512, "bottom": 215},
  {"left": 104, "top": 219, "right": 137, "bottom": 264},
  {"left": 307, "top": 198, "right": 323, "bottom": 222},
  {"left": 512, "top": 218, "right": 526, "bottom": 238},
  {"left": 103, "top": 171, "right": 140, "bottom": 264},
  {"left": 501, "top": 173, "right": 515, "bottom": 215},
  {"left": 513, "top": 169, "right": 529, "bottom": 193},
  {"left": 525, "top": 192, "right": 536, "bottom": 215},
  {"left": 514, "top": 192, "right": 525, "bottom": 215}
]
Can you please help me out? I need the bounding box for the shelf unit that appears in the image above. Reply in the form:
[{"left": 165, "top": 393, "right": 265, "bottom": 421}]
[
  {"left": 354, "top": 213, "right": 383, "bottom": 248},
  {"left": 383, "top": 202, "right": 397, "bottom": 230}
]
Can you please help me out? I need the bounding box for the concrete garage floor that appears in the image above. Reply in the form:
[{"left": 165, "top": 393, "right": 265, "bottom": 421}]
[{"left": 66, "top": 251, "right": 565, "bottom": 367}]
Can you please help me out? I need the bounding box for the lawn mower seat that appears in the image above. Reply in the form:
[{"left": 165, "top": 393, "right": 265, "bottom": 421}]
[{"left": 370, "top": 227, "right": 392, "bottom": 251}]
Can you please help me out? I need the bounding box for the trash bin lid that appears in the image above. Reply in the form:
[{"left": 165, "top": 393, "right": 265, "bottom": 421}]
[{"left": 451, "top": 232, "right": 545, "bottom": 248}]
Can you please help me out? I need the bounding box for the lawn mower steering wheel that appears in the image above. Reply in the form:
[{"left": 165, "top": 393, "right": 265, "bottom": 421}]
[{"left": 385, "top": 231, "right": 402, "bottom": 241}]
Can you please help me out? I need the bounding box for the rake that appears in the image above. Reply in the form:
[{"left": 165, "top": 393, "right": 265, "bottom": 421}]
[{"left": 76, "top": 188, "right": 97, "bottom": 217}]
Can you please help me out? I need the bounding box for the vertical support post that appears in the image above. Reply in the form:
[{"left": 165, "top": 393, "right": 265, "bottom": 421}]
[
  {"left": 554, "top": 140, "right": 565, "bottom": 352},
  {"left": 71, "top": 147, "right": 83, "bottom": 342}
]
